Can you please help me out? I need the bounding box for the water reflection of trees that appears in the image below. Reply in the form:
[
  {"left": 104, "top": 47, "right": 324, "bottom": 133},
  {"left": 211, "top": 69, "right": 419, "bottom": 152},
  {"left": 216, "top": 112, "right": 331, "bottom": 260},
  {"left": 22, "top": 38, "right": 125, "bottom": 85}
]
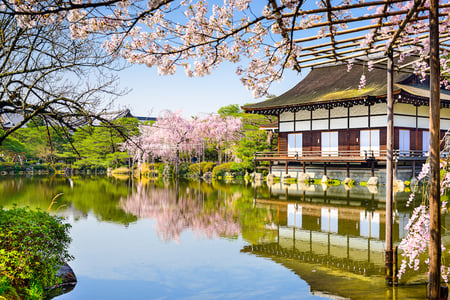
[
  {"left": 120, "top": 183, "right": 241, "bottom": 242},
  {"left": 0, "top": 176, "right": 138, "bottom": 225}
]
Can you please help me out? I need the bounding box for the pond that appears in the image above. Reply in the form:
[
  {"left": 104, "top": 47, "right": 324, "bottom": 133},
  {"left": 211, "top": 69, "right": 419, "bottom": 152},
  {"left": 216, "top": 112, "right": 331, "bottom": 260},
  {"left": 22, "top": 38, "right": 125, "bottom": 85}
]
[{"left": 0, "top": 176, "right": 440, "bottom": 299}]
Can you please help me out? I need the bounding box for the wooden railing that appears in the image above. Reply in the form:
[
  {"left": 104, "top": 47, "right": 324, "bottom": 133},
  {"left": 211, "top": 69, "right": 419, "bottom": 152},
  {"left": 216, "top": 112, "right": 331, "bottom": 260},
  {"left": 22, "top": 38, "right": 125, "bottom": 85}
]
[{"left": 254, "top": 149, "right": 436, "bottom": 161}]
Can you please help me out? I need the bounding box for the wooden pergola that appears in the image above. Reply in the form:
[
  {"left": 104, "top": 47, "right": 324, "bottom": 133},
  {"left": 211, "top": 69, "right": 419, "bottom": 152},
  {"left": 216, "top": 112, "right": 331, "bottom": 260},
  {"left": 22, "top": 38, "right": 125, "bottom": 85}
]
[{"left": 264, "top": 0, "right": 448, "bottom": 298}]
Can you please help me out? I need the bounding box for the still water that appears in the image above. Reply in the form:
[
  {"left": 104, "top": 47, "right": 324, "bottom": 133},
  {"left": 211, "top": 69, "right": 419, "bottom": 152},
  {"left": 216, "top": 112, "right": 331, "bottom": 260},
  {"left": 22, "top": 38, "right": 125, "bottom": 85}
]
[{"left": 0, "top": 176, "right": 437, "bottom": 299}]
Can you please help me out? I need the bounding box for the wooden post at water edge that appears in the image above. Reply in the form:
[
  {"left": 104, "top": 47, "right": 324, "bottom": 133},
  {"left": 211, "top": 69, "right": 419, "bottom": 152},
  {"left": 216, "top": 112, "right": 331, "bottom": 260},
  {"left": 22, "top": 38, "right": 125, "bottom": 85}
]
[
  {"left": 385, "top": 51, "right": 394, "bottom": 285},
  {"left": 428, "top": 0, "right": 441, "bottom": 298}
]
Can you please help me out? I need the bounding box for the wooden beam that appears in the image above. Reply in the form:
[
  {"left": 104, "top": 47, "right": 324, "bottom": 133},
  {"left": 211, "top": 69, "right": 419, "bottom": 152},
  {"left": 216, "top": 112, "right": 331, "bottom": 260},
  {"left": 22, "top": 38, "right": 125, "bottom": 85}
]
[
  {"left": 298, "top": 34, "right": 450, "bottom": 69},
  {"left": 279, "top": 0, "right": 405, "bottom": 18},
  {"left": 428, "top": 0, "right": 441, "bottom": 297},
  {"left": 324, "top": 0, "right": 337, "bottom": 60},
  {"left": 292, "top": 13, "right": 447, "bottom": 44},
  {"left": 289, "top": 3, "right": 450, "bottom": 32},
  {"left": 296, "top": 31, "right": 436, "bottom": 61},
  {"left": 385, "top": 0, "right": 425, "bottom": 54}
]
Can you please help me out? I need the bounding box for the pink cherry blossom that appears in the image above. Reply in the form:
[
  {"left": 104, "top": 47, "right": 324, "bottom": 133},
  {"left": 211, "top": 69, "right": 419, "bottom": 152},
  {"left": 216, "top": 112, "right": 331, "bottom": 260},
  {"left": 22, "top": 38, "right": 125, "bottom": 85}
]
[{"left": 8, "top": 0, "right": 449, "bottom": 97}]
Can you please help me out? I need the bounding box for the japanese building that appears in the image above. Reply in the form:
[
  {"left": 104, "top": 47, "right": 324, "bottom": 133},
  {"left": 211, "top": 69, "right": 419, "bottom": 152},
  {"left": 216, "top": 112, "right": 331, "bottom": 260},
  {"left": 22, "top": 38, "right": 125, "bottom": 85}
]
[{"left": 243, "top": 59, "right": 450, "bottom": 179}]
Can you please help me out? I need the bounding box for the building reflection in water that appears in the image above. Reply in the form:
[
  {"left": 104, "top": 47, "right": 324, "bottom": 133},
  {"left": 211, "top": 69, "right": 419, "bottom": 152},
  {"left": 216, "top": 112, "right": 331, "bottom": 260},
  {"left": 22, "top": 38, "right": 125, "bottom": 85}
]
[{"left": 242, "top": 182, "right": 433, "bottom": 299}]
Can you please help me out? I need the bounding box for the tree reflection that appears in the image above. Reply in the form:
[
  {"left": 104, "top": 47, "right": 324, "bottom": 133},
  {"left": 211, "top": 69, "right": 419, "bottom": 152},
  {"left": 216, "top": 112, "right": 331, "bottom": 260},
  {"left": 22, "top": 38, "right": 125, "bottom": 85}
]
[{"left": 120, "top": 183, "right": 241, "bottom": 243}]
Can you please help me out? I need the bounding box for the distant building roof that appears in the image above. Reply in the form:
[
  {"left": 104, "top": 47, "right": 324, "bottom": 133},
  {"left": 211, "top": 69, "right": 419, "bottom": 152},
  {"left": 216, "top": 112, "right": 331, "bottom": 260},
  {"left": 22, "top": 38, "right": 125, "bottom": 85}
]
[{"left": 108, "top": 109, "right": 156, "bottom": 122}]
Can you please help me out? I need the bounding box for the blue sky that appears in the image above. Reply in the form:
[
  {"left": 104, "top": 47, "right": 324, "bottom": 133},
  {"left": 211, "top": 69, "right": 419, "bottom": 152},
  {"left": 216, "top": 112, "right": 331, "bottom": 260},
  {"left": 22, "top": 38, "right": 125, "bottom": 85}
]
[{"left": 116, "top": 61, "right": 306, "bottom": 118}]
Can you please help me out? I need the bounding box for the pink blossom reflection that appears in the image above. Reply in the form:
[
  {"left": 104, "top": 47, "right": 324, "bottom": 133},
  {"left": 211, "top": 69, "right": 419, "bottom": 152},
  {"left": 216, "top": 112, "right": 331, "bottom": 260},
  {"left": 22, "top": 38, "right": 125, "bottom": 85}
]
[{"left": 120, "top": 184, "right": 241, "bottom": 243}]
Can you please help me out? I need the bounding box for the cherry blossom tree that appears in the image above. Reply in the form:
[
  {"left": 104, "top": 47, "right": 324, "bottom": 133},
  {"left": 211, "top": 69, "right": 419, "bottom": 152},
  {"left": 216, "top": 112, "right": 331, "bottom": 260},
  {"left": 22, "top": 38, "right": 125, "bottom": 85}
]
[
  {"left": 195, "top": 114, "right": 243, "bottom": 164},
  {"left": 125, "top": 110, "right": 196, "bottom": 175},
  {"left": 122, "top": 110, "right": 242, "bottom": 175},
  {"left": 398, "top": 161, "right": 450, "bottom": 282}
]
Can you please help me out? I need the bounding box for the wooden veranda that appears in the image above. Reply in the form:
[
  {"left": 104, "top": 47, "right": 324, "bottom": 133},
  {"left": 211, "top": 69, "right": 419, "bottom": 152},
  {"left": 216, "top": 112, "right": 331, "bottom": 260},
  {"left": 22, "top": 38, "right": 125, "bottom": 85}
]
[{"left": 254, "top": 150, "right": 431, "bottom": 179}]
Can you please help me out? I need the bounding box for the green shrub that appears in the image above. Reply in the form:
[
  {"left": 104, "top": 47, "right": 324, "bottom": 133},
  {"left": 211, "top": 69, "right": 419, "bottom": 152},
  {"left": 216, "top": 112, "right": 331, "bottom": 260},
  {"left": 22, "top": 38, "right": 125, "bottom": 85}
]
[
  {"left": 229, "top": 162, "right": 245, "bottom": 176},
  {"left": 188, "top": 162, "right": 216, "bottom": 177},
  {"left": 0, "top": 207, "right": 73, "bottom": 299},
  {"left": 53, "top": 162, "right": 66, "bottom": 170},
  {"left": 0, "top": 162, "right": 14, "bottom": 172},
  {"left": 201, "top": 162, "right": 216, "bottom": 173},
  {"left": 188, "top": 164, "right": 201, "bottom": 176},
  {"left": 212, "top": 162, "right": 246, "bottom": 178},
  {"left": 212, "top": 162, "right": 232, "bottom": 178},
  {"left": 32, "top": 163, "right": 50, "bottom": 171},
  {"left": 178, "top": 163, "right": 190, "bottom": 177}
]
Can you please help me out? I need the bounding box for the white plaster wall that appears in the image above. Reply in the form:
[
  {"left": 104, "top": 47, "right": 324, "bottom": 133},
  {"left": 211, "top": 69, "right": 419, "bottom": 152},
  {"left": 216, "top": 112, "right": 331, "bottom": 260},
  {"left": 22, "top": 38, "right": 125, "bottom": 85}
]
[
  {"left": 418, "top": 117, "right": 429, "bottom": 129},
  {"left": 371, "top": 103, "right": 387, "bottom": 114},
  {"left": 279, "top": 122, "right": 294, "bottom": 132},
  {"left": 370, "top": 115, "right": 386, "bottom": 127},
  {"left": 330, "top": 106, "right": 347, "bottom": 118},
  {"left": 312, "top": 108, "right": 328, "bottom": 119},
  {"left": 280, "top": 111, "right": 295, "bottom": 122},
  {"left": 394, "top": 103, "right": 416, "bottom": 116},
  {"left": 350, "top": 105, "right": 368, "bottom": 116},
  {"left": 295, "top": 110, "right": 310, "bottom": 121},
  {"left": 330, "top": 118, "right": 347, "bottom": 129},
  {"left": 350, "top": 116, "right": 368, "bottom": 128},
  {"left": 295, "top": 120, "right": 310, "bottom": 131},
  {"left": 312, "top": 119, "right": 328, "bottom": 130},
  {"left": 394, "top": 115, "right": 415, "bottom": 127},
  {"left": 441, "top": 119, "right": 450, "bottom": 130}
]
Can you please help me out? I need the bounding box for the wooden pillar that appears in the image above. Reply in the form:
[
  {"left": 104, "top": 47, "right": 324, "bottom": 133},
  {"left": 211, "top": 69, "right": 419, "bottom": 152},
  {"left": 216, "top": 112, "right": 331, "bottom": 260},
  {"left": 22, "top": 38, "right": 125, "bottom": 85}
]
[
  {"left": 347, "top": 107, "right": 350, "bottom": 153},
  {"left": 394, "top": 159, "right": 398, "bottom": 179},
  {"left": 416, "top": 105, "right": 419, "bottom": 152},
  {"left": 346, "top": 162, "right": 350, "bottom": 178},
  {"left": 323, "top": 163, "right": 327, "bottom": 176},
  {"left": 303, "top": 161, "right": 306, "bottom": 173},
  {"left": 429, "top": 0, "right": 441, "bottom": 297},
  {"left": 310, "top": 110, "right": 313, "bottom": 154},
  {"left": 269, "top": 161, "right": 273, "bottom": 174},
  {"left": 385, "top": 51, "right": 394, "bottom": 285},
  {"left": 285, "top": 160, "right": 289, "bottom": 174}
]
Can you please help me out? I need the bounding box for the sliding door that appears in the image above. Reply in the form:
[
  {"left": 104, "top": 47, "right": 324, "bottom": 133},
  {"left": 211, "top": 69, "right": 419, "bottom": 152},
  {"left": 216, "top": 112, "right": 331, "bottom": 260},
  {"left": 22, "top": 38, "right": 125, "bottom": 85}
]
[
  {"left": 399, "top": 129, "right": 410, "bottom": 156},
  {"left": 288, "top": 133, "right": 302, "bottom": 157},
  {"left": 321, "top": 131, "right": 338, "bottom": 157},
  {"left": 360, "top": 129, "right": 380, "bottom": 157}
]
